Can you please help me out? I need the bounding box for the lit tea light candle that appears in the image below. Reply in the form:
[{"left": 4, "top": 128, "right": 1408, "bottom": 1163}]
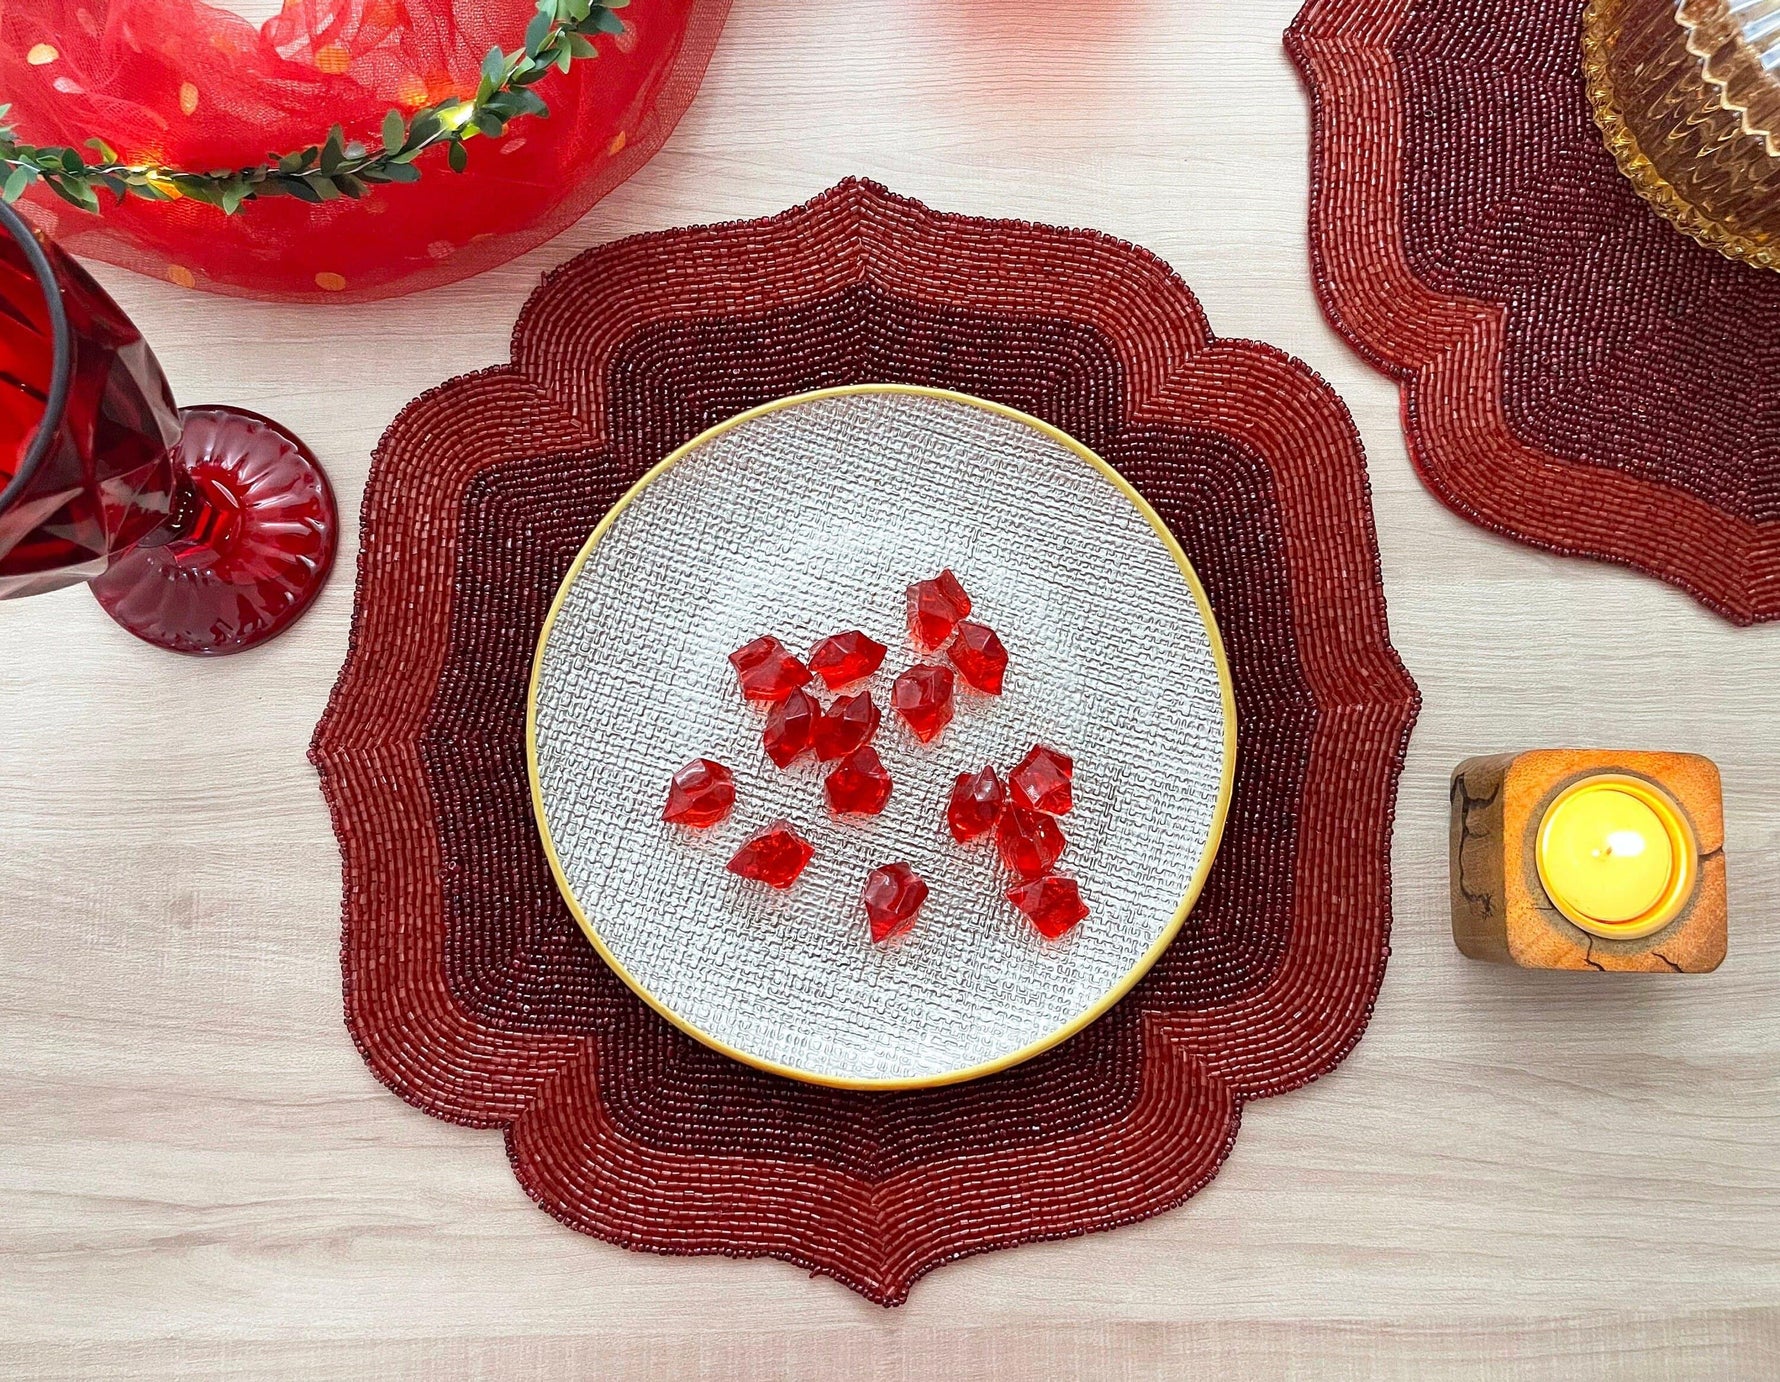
[
  {"left": 1449, "top": 750, "right": 1725, "bottom": 972},
  {"left": 1536, "top": 775, "right": 1696, "bottom": 940}
]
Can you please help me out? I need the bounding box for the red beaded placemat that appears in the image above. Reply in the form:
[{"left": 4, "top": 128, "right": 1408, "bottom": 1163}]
[
  {"left": 1290, "top": 0, "right": 1780, "bottom": 623},
  {"left": 310, "top": 180, "right": 1420, "bottom": 1305}
]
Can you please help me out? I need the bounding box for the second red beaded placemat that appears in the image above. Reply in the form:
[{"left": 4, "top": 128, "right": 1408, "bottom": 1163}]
[{"left": 1291, "top": 0, "right": 1780, "bottom": 623}]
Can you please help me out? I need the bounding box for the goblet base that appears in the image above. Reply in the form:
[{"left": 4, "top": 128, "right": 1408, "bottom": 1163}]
[{"left": 90, "top": 406, "right": 338, "bottom": 655}]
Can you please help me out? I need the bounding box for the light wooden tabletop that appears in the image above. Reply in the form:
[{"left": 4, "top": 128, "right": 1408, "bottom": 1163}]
[{"left": 4, "top": 1, "right": 1778, "bottom": 1377}]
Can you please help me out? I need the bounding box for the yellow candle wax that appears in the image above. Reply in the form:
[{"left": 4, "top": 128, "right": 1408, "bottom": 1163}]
[{"left": 1536, "top": 775, "right": 1697, "bottom": 941}]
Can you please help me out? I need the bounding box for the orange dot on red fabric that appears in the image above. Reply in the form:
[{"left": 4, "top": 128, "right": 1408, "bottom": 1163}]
[
  {"left": 314, "top": 272, "right": 347, "bottom": 292},
  {"left": 166, "top": 265, "right": 196, "bottom": 288},
  {"left": 315, "top": 45, "right": 351, "bottom": 74},
  {"left": 179, "top": 82, "right": 199, "bottom": 115},
  {"left": 27, "top": 43, "right": 57, "bottom": 64}
]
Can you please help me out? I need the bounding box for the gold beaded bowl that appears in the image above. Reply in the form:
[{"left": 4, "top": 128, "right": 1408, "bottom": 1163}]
[{"left": 1584, "top": 0, "right": 1780, "bottom": 270}]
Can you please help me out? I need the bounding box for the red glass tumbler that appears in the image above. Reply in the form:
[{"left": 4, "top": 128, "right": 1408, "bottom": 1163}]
[{"left": 0, "top": 198, "right": 336, "bottom": 653}]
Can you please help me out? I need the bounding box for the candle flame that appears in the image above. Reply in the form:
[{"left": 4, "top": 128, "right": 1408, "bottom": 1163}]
[{"left": 1601, "top": 829, "right": 1648, "bottom": 859}]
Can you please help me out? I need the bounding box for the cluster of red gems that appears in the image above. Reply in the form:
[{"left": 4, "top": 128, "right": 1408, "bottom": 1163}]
[{"left": 662, "top": 570, "right": 1086, "bottom": 944}]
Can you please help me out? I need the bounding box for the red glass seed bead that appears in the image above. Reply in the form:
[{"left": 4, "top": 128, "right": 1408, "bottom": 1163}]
[
  {"left": 1006, "top": 874, "right": 1089, "bottom": 939},
  {"left": 825, "top": 745, "right": 894, "bottom": 816},
  {"left": 726, "top": 819, "right": 814, "bottom": 889},
  {"left": 814, "top": 690, "right": 881, "bottom": 762},
  {"left": 762, "top": 687, "right": 819, "bottom": 767},
  {"left": 863, "top": 862, "right": 929, "bottom": 944},
  {"left": 1009, "top": 744, "right": 1074, "bottom": 815},
  {"left": 728, "top": 636, "right": 812, "bottom": 702},
  {"left": 808, "top": 630, "right": 887, "bottom": 689},
  {"left": 661, "top": 758, "right": 736, "bottom": 828},
  {"left": 996, "top": 806, "right": 1066, "bottom": 881},
  {"left": 947, "top": 766, "right": 1005, "bottom": 842},
  {"left": 906, "top": 568, "right": 973, "bottom": 651},
  {"left": 891, "top": 664, "right": 955, "bottom": 743},
  {"left": 946, "top": 620, "right": 1008, "bottom": 694}
]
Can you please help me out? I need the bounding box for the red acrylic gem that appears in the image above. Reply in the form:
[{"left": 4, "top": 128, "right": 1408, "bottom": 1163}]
[
  {"left": 1006, "top": 874, "right": 1089, "bottom": 939},
  {"left": 726, "top": 820, "right": 814, "bottom": 889},
  {"left": 661, "top": 758, "right": 736, "bottom": 829},
  {"left": 947, "top": 766, "right": 1005, "bottom": 842},
  {"left": 808, "top": 630, "right": 887, "bottom": 689},
  {"left": 762, "top": 687, "right": 819, "bottom": 767},
  {"left": 996, "top": 806, "right": 1066, "bottom": 881},
  {"left": 1009, "top": 744, "right": 1074, "bottom": 815},
  {"left": 729, "top": 636, "right": 812, "bottom": 702},
  {"left": 863, "top": 862, "right": 929, "bottom": 943},
  {"left": 891, "top": 664, "right": 955, "bottom": 743},
  {"left": 946, "top": 620, "right": 1008, "bottom": 694},
  {"left": 906, "top": 569, "right": 973, "bottom": 651},
  {"left": 825, "top": 746, "right": 894, "bottom": 816},
  {"left": 814, "top": 690, "right": 882, "bottom": 762}
]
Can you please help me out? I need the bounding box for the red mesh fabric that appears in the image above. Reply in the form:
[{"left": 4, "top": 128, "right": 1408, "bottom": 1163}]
[
  {"left": 1289, "top": 0, "right": 1780, "bottom": 623},
  {"left": 0, "top": 0, "right": 729, "bottom": 301},
  {"left": 309, "top": 180, "right": 1421, "bottom": 1304}
]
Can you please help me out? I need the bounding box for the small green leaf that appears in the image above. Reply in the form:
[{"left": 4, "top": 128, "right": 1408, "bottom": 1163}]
[
  {"left": 447, "top": 139, "right": 468, "bottom": 173},
  {"left": 523, "top": 10, "right": 553, "bottom": 54},
  {"left": 593, "top": 9, "right": 624, "bottom": 33},
  {"left": 44, "top": 175, "right": 101, "bottom": 213},
  {"left": 276, "top": 175, "right": 324, "bottom": 204},
  {"left": 554, "top": 45, "right": 573, "bottom": 72},
  {"left": 406, "top": 110, "right": 442, "bottom": 147},
  {"left": 481, "top": 45, "right": 506, "bottom": 85},
  {"left": 380, "top": 160, "right": 421, "bottom": 183},
  {"left": 565, "top": 32, "right": 597, "bottom": 57},
  {"left": 174, "top": 178, "right": 221, "bottom": 207},
  {"left": 382, "top": 108, "right": 406, "bottom": 152},
  {"left": 277, "top": 149, "right": 308, "bottom": 174},
  {"left": 84, "top": 137, "right": 118, "bottom": 164},
  {"left": 320, "top": 124, "right": 347, "bottom": 175},
  {"left": 3, "top": 165, "right": 32, "bottom": 202},
  {"left": 473, "top": 111, "right": 507, "bottom": 138}
]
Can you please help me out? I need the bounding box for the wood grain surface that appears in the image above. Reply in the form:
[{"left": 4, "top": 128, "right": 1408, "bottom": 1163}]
[{"left": 4, "top": 1, "right": 1779, "bottom": 1376}]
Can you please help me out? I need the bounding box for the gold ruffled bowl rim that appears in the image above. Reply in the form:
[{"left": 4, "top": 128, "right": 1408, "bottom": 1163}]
[{"left": 1582, "top": 0, "right": 1780, "bottom": 272}]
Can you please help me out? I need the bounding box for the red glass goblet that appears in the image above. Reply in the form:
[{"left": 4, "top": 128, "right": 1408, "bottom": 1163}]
[{"left": 0, "top": 199, "right": 336, "bottom": 653}]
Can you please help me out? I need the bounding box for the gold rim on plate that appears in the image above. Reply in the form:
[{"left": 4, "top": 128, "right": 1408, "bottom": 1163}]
[{"left": 525, "top": 384, "right": 1238, "bottom": 1090}]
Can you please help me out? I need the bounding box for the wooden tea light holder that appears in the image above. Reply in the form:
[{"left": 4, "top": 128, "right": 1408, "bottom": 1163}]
[{"left": 1450, "top": 751, "right": 1726, "bottom": 972}]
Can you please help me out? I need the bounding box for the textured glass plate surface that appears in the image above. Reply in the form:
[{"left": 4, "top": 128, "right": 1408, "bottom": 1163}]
[{"left": 528, "top": 386, "right": 1235, "bottom": 1088}]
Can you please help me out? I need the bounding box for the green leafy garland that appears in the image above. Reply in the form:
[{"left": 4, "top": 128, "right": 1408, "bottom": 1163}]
[{"left": 0, "top": 0, "right": 627, "bottom": 215}]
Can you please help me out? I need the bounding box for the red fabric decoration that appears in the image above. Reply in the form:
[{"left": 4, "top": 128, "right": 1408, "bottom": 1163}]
[
  {"left": 310, "top": 181, "right": 1421, "bottom": 1304},
  {"left": 1290, "top": 0, "right": 1780, "bottom": 623},
  {"left": 0, "top": 0, "right": 729, "bottom": 301}
]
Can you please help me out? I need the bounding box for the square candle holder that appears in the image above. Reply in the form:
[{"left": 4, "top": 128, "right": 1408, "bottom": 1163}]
[{"left": 1449, "top": 750, "right": 1725, "bottom": 972}]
